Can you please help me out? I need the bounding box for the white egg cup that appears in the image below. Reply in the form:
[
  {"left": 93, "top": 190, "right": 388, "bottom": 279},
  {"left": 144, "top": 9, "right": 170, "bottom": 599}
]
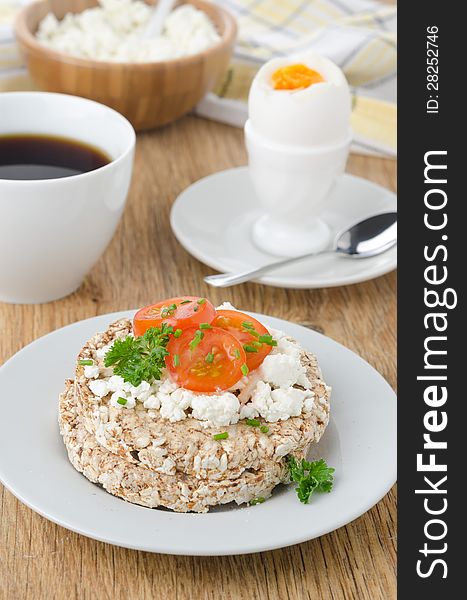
[{"left": 245, "top": 119, "right": 351, "bottom": 258}]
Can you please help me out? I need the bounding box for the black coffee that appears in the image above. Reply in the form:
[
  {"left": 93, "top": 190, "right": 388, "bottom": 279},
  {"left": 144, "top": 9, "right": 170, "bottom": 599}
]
[{"left": 0, "top": 134, "right": 111, "bottom": 180}]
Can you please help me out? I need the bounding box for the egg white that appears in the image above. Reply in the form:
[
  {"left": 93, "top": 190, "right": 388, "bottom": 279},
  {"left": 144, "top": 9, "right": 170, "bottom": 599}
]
[{"left": 248, "top": 53, "right": 351, "bottom": 147}]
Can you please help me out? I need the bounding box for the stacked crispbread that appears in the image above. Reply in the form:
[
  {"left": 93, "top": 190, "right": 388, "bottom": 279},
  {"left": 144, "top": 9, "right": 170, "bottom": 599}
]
[{"left": 59, "top": 319, "right": 330, "bottom": 512}]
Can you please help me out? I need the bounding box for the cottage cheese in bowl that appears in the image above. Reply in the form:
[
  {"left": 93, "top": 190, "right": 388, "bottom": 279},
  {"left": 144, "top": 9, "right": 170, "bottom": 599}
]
[{"left": 36, "top": 0, "right": 221, "bottom": 62}]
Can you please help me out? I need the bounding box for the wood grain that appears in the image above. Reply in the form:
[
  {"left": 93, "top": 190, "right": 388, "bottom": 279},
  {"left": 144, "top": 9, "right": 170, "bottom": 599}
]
[
  {"left": 0, "top": 116, "right": 396, "bottom": 600},
  {"left": 15, "top": 0, "right": 236, "bottom": 130}
]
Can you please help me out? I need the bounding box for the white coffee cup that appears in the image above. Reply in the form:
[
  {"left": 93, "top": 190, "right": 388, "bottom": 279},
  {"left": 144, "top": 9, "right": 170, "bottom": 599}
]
[
  {"left": 245, "top": 119, "right": 350, "bottom": 258},
  {"left": 0, "top": 92, "right": 135, "bottom": 304}
]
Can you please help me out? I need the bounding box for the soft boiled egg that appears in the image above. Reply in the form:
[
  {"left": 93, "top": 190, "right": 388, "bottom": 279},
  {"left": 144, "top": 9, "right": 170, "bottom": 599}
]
[{"left": 248, "top": 53, "right": 351, "bottom": 147}]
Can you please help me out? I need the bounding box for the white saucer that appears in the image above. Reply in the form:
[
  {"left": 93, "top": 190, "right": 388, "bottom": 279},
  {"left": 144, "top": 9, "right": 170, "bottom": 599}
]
[{"left": 170, "top": 167, "right": 397, "bottom": 289}]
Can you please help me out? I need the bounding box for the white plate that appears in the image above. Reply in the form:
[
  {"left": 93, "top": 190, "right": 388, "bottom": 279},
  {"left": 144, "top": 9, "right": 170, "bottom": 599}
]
[
  {"left": 170, "top": 167, "right": 397, "bottom": 289},
  {"left": 0, "top": 311, "right": 396, "bottom": 555}
]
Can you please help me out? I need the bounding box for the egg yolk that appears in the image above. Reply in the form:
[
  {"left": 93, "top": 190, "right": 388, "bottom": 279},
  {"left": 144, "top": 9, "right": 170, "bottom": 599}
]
[{"left": 271, "top": 64, "right": 325, "bottom": 90}]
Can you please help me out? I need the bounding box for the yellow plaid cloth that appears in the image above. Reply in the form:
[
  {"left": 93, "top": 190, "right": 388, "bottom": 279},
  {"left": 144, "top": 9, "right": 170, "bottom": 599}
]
[
  {"left": 196, "top": 0, "right": 397, "bottom": 156},
  {"left": 0, "top": 1, "right": 34, "bottom": 89}
]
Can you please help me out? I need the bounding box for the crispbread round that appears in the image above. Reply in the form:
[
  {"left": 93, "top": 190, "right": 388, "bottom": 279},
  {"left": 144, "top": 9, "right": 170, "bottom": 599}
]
[{"left": 60, "top": 381, "right": 288, "bottom": 512}]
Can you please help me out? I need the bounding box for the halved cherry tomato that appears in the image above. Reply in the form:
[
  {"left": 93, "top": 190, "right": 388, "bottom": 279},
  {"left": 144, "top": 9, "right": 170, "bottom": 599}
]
[
  {"left": 211, "top": 310, "right": 275, "bottom": 372},
  {"left": 166, "top": 326, "right": 247, "bottom": 392},
  {"left": 133, "top": 296, "right": 216, "bottom": 336}
]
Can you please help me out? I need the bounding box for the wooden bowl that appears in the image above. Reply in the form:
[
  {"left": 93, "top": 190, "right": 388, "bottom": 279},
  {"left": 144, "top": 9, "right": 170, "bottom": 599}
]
[{"left": 15, "top": 0, "right": 236, "bottom": 130}]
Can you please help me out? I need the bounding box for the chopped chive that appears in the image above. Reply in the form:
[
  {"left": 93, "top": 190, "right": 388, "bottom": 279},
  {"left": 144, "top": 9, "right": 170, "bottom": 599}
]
[
  {"left": 78, "top": 359, "right": 94, "bottom": 366},
  {"left": 199, "top": 323, "right": 212, "bottom": 330},
  {"left": 197, "top": 298, "right": 206, "bottom": 305},
  {"left": 245, "top": 418, "right": 260, "bottom": 427},
  {"left": 174, "top": 329, "right": 183, "bottom": 338},
  {"left": 193, "top": 305, "right": 199, "bottom": 312},
  {"left": 234, "top": 348, "right": 241, "bottom": 359},
  {"left": 213, "top": 432, "right": 228, "bottom": 440},
  {"left": 180, "top": 299, "right": 191, "bottom": 304},
  {"left": 161, "top": 303, "right": 177, "bottom": 318},
  {"left": 258, "top": 334, "right": 277, "bottom": 346},
  {"left": 205, "top": 352, "right": 214, "bottom": 363},
  {"left": 189, "top": 330, "right": 204, "bottom": 351},
  {"left": 243, "top": 344, "right": 259, "bottom": 353},
  {"left": 117, "top": 397, "right": 127, "bottom": 406},
  {"left": 241, "top": 363, "right": 249, "bottom": 376},
  {"left": 260, "top": 425, "right": 269, "bottom": 434},
  {"left": 173, "top": 354, "right": 180, "bottom": 367},
  {"left": 252, "top": 341, "right": 263, "bottom": 348},
  {"left": 249, "top": 497, "right": 265, "bottom": 505},
  {"left": 242, "top": 322, "right": 260, "bottom": 337}
]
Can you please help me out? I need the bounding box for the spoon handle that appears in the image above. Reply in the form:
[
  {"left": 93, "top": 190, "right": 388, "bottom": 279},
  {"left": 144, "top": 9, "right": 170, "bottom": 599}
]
[
  {"left": 204, "top": 251, "right": 333, "bottom": 287},
  {"left": 143, "top": 0, "right": 176, "bottom": 39}
]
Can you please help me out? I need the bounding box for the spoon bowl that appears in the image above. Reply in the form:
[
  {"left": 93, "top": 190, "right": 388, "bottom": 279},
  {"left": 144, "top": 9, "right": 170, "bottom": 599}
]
[
  {"left": 335, "top": 212, "right": 397, "bottom": 257},
  {"left": 204, "top": 212, "right": 397, "bottom": 288}
]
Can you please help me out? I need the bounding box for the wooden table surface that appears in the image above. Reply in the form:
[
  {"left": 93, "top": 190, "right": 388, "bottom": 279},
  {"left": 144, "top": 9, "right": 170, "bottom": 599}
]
[{"left": 0, "top": 116, "right": 396, "bottom": 600}]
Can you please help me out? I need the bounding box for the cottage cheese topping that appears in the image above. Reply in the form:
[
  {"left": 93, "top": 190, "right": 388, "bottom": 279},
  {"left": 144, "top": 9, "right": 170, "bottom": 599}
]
[
  {"left": 84, "top": 364, "right": 100, "bottom": 379},
  {"left": 83, "top": 306, "right": 318, "bottom": 426},
  {"left": 239, "top": 381, "right": 312, "bottom": 422},
  {"left": 190, "top": 392, "right": 240, "bottom": 426},
  {"left": 258, "top": 353, "right": 311, "bottom": 389},
  {"left": 159, "top": 388, "right": 191, "bottom": 422},
  {"left": 88, "top": 378, "right": 111, "bottom": 398},
  {"left": 36, "top": 0, "right": 220, "bottom": 63}
]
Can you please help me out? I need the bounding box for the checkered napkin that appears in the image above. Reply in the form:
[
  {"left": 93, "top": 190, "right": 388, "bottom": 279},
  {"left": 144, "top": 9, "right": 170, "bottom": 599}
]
[{"left": 196, "top": 0, "right": 397, "bottom": 156}]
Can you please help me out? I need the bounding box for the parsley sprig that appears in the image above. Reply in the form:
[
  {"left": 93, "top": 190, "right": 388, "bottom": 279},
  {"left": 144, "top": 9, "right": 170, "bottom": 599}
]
[
  {"left": 104, "top": 324, "right": 173, "bottom": 387},
  {"left": 249, "top": 497, "right": 265, "bottom": 505},
  {"left": 287, "top": 456, "right": 335, "bottom": 504}
]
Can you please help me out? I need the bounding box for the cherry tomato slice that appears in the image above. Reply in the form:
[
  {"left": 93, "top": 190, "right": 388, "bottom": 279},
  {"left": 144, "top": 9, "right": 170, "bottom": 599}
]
[
  {"left": 166, "top": 326, "right": 247, "bottom": 393},
  {"left": 133, "top": 296, "right": 216, "bottom": 336},
  {"left": 211, "top": 310, "right": 274, "bottom": 372}
]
